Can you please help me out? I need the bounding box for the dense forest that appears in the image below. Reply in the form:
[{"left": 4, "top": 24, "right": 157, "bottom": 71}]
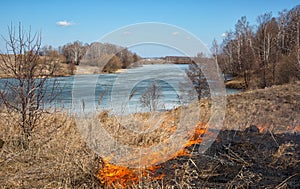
[{"left": 216, "top": 5, "right": 300, "bottom": 89}]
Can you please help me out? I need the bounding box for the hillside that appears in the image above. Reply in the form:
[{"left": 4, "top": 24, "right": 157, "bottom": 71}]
[{"left": 224, "top": 81, "right": 300, "bottom": 132}]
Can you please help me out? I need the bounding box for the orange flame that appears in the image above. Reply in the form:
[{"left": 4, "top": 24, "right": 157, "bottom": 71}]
[
  {"left": 256, "top": 124, "right": 269, "bottom": 133},
  {"left": 97, "top": 121, "right": 211, "bottom": 188},
  {"left": 293, "top": 125, "right": 300, "bottom": 132},
  {"left": 97, "top": 161, "right": 139, "bottom": 188},
  {"left": 97, "top": 160, "right": 167, "bottom": 188},
  {"left": 257, "top": 124, "right": 300, "bottom": 133},
  {"left": 287, "top": 125, "right": 300, "bottom": 133}
]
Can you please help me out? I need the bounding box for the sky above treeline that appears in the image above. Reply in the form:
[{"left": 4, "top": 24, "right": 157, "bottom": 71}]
[{"left": 1, "top": 0, "right": 299, "bottom": 57}]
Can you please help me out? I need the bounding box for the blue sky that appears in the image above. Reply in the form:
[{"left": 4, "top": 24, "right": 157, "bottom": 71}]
[{"left": 0, "top": 0, "right": 299, "bottom": 57}]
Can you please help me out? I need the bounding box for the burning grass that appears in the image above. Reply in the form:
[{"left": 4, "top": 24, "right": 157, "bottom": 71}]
[
  {"left": 96, "top": 121, "right": 300, "bottom": 188},
  {"left": 97, "top": 159, "right": 167, "bottom": 188},
  {"left": 0, "top": 82, "right": 299, "bottom": 188},
  {"left": 97, "top": 161, "right": 139, "bottom": 188},
  {"left": 96, "top": 118, "right": 215, "bottom": 188}
]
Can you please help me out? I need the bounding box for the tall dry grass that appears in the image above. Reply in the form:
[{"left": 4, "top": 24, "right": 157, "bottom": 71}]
[
  {"left": 0, "top": 81, "right": 299, "bottom": 188},
  {"left": 0, "top": 110, "right": 101, "bottom": 188}
]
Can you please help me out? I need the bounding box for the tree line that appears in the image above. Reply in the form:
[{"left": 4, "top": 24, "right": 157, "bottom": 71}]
[
  {"left": 216, "top": 5, "right": 300, "bottom": 89},
  {"left": 40, "top": 41, "right": 141, "bottom": 73}
]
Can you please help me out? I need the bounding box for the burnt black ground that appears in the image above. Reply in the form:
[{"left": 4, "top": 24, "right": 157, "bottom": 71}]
[{"left": 153, "top": 126, "right": 300, "bottom": 188}]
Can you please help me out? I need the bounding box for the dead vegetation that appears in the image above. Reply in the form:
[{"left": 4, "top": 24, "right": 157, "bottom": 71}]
[
  {"left": 225, "top": 77, "right": 246, "bottom": 89},
  {"left": 0, "top": 81, "right": 299, "bottom": 188},
  {"left": 224, "top": 81, "right": 300, "bottom": 132},
  {"left": 0, "top": 111, "right": 101, "bottom": 188}
]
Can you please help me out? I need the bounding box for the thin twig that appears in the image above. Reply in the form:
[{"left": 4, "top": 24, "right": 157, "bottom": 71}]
[{"left": 275, "top": 173, "right": 299, "bottom": 189}]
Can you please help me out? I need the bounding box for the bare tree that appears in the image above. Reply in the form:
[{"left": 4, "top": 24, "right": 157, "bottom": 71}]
[
  {"left": 219, "top": 17, "right": 256, "bottom": 89},
  {"left": 278, "top": 9, "right": 289, "bottom": 54},
  {"left": 286, "top": 5, "right": 300, "bottom": 68},
  {"left": 234, "top": 16, "right": 256, "bottom": 89},
  {"left": 220, "top": 31, "right": 236, "bottom": 75},
  {"left": 139, "top": 81, "right": 162, "bottom": 112},
  {"left": 81, "top": 42, "right": 138, "bottom": 70},
  {"left": 212, "top": 39, "right": 219, "bottom": 64},
  {"left": 185, "top": 60, "right": 210, "bottom": 101},
  {"left": 63, "top": 41, "right": 87, "bottom": 65},
  {"left": 218, "top": 5, "right": 300, "bottom": 88},
  {"left": 255, "top": 13, "right": 280, "bottom": 87},
  {"left": 0, "top": 23, "right": 60, "bottom": 142}
]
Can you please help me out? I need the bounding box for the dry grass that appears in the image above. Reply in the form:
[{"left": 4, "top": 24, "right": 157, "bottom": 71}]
[
  {"left": 97, "top": 110, "right": 180, "bottom": 147},
  {"left": 0, "top": 81, "right": 299, "bottom": 188},
  {"left": 0, "top": 55, "right": 73, "bottom": 78},
  {"left": 0, "top": 111, "right": 101, "bottom": 188},
  {"left": 225, "top": 77, "right": 246, "bottom": 89},
  {"left": 224, "top": 81, "right": 300, "bottom": 133},
  {"left": 75, "top": 65, "right": 103, "bottom": 75}
]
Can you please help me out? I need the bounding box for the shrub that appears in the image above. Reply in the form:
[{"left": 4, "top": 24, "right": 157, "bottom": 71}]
[{"left": 276, "top": 55, "right": 300, "bottom": 85}]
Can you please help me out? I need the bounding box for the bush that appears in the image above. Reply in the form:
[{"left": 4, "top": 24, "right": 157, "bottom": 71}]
[
  {"left": 276, "top": 55, "right": 300, "bottom": 85},
  {"left": 103, "top": 55, "right": 122, "bottom": 73}
]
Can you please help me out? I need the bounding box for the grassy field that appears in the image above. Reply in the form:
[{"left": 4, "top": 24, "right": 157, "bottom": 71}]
[{"left": 0, "top": 81, "right": 299, "bottom": 188}]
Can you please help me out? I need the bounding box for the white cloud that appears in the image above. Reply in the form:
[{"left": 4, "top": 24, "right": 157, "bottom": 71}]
[
  {"left": 172, "top": 31, "right": 179, "bottom": 36},
  {"left": 56, "top": 20, "right": 74, "bottom": 27},
  {"left": 221, "top": 33, "right": 227, "bottom": 37}
]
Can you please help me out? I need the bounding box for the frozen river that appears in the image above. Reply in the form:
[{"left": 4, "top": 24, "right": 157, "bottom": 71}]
[{"left": 0, "top": 64, "right": 239, "bottom": 114}]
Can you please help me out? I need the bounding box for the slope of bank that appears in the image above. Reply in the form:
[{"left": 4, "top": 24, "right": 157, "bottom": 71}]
[{"left": 223, "top": 81, "right": 300, "bottom": 132}]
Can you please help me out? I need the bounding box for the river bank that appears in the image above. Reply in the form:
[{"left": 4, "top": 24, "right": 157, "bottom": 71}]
[
  {"left": 225, "top": 77, "right": 246, "bottom": 89},
  {"left": 0, "top": 80, "right": 299, "bottom": 188}
]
